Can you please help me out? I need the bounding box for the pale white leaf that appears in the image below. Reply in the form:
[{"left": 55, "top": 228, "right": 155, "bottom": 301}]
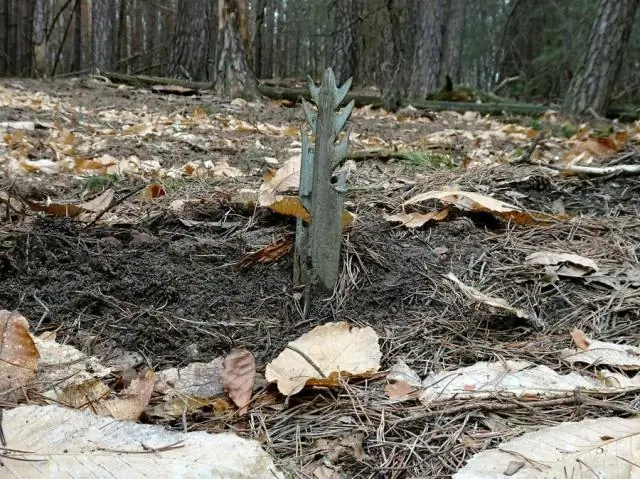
[{"left": 2, "top": 405, "right": 283, "bottom": 479}]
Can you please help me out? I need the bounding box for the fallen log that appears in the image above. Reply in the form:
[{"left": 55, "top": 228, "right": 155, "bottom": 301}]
[{"left": 99, "top": 71, "right": 640, "bottom": 121}]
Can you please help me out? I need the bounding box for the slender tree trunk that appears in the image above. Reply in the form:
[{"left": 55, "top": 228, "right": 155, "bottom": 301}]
[
  {"left": 117, "top": 0, "right": 128, "bottom": 70},
  {"left": 263, "top": 0, "right": 274, "bottom": 78},
  {"left": 410, "top": 0, "right": 447, "bottom": 99},
  {"left": 166, "top": 0, "right": 213, "bottom": 80},
  {"left": 331, "top": 0, "right": 358, "bottom": 84},
  {"left": 72, "top": 0, "right": 83, "bottom": 72},
  {"left": 216, "top": 0, "right": 258, "bottom": 97},
  {"left": 253, "top": 0, "right": 266, "bottom": 78},
  {"left": 563, "top": 0, "right": 640, "bottom": 116},
  {"left": 143, "top": 0, "right": 156, "bottom": 71},
  {"left": 92, "top": 0, "right": 117, "bottom": 70},
  {"left": 439, "top": 0, "right": 465, "bottom": 85},
  {"left": 32, "top": 0, "right": 49, "bottom": 76}
]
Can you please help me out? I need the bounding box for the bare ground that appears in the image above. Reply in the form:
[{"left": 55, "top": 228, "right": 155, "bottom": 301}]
[{"left": 1, "top": 77, "right": 640, "bottom": 477}]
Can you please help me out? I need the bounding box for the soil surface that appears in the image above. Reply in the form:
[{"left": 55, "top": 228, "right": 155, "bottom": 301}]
[{"left": 1, "top": 78, "right": 639, "bottom": 477}]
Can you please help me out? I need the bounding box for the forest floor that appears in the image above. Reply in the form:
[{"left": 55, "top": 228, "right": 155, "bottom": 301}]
[{"left": 1, "top": 77, "right": 640, "bottom": 478}]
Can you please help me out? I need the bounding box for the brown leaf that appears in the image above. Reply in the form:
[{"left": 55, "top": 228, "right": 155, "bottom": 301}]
[
  {"left": 570, "top": 329, "right": 591, "bottom": 350},
  {"left": 143, "top": 182, "right": 166, "bottom": 199},
  {"left": 222, "top": 349, "right": 256, "bottom": 415},
  {"left": 0, "top": 310, "right": 39, "bottom": 403},
  {"left": 404, "top": 190, "right": 568, "bottom": 225},
  {"left": 385, "top": 380, "right": 419, "bottom": 400},
  {"left": 238, "top": 235, "right": 294, "bottom": 270}
]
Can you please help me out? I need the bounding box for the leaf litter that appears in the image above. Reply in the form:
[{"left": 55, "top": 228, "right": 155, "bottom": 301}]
[{"left": 0, "top": 78, "right": 640, "bottom": 477}]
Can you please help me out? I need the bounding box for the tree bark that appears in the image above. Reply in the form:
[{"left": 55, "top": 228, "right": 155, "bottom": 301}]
[
  {"left": 563, "top": 0, "right": 640, "bottom": 116},
  {"left": 439, "top": 0, "right": 465, "bottom": 85},
  {"left": 262, "top": 0, "right": 274, "bottom": 78},
  {"left": 166, "top": 0, "right": 213, "bottom": 81},
  {"left": 91, "top": 0, "right": 117, "bottom": 71},
  {"left": 410, "top": 0, "right": 447, "bottom": 99},
  {"left": 331, "top": 0, "right": 358, "bottom": 85},
  {"left": 253, "top": 0, "right": 266, "bottom": 78},
  {"left": 72, "top": 0, "right": 83, "bottom": 72},
  {"left": 215, "top": 0, "right": 258, "bottom": 98},
  {"left": 32, "top": 0, "right": 49, "bottom": 76}
]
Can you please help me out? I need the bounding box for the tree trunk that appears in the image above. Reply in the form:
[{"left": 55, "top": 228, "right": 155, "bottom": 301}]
[
  {"left": 92, "top": 0, "right": 117, "bottom": 71},
  {"left": 262, "top": 0, "right": 274, "bottom": 78},
  {"left": 166, "top": 0, "right": 213, "bottom": 81},
  {"left": 117, "top": 0, "right": 128, "bottom": 70},
  {"left": 439, "top": 0, "right": 465, "bottom": 85},
  {"left": 216, "top": 0, "right": 258, "bottom": 98},
  {"left": 32, "top": 0, "right": 49, "bottom": 76},
  {"left": 72, "top": 0, "right": 83, "bottom": 72},
  {"left": 563, "top": 0, "right": 640, "bottom": 116},
  {"left": 253, "top": 0, "right": 266, "bottom": 78},
  {"left": 331, "top": 0, "right": 358, "bottom": 84},
  {"left": 410, "top": 0, "right": 447, "bottom": 99}
]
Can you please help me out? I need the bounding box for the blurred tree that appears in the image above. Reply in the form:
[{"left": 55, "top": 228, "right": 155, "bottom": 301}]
[
  {"left": 440, "top": 0, "right": 465, "bottom": 85},
  {"left": 410, "top": 0, "right": 447, "bottom": 98},
  {"left": 216, "top": 0, "right": 258, "bottom": 97},
  {"left": 563, "top": 0, "right": 640, "bottom": 115},
  {"left": 331, "top": 0, "right": 359, "bottom": 84},
  {"left": 92, "top": 0, "right": 117, "bottom": 71},
  {"left": 166, "top": 0, "right": 214, "bottom": 80}
]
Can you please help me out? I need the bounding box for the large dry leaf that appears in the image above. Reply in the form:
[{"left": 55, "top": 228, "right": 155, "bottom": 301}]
[
  {"left": 383, "top": 207, "right": 450, "bottom": 228},
  {"left": 3, "top": 405, "right": 284, "bottom": 478},
  {"left": 25, "top": 189, "right": 114, "bottom": 220},
  {"left": 561, "top": 333, "right": 640, "bottom": 370},
  {"left": 258, "top": 156, "right": 301, "bottom": 206},
  {"left": 155, "top": 357, "right": 225, "bottom": 397},
  {"left": 454, "top": 416, "right": 640, "bottom": 478},
  {"left": 33, "top": 334, "right": 111, "bottom": 390},
  {"left": 525, "top": 251, "right": 598, "bottom": 277},
  {"left": 222, "top": 349, "right": 256, "bottom": 415},
  {"left": 0, "top": 310, "right": 38, "bottom": 403},
  {"left": 419, "top": 360, "right": 631, "bottom": 405},
  {"left": 404, "top": 190, "right": 564, "bottom": 225},
  {"left": 265, "top": 322, "right": 381, "bottom": 396},
  {"left": 445, "top": 273, "right": 541, "bottom": 328}
]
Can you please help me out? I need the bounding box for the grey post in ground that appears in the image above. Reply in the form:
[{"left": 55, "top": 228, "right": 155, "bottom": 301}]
[{"left": 293, "top": 68, "right": 354, "bottom": 312}]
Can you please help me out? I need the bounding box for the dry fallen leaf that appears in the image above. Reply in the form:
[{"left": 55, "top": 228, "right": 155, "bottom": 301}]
[
  {"left": 445, "top": 273, "right": 542, "bottom": 328},
  {"left": 383, "top": 207, "right": 450, "bottom": 228},
  {"left": 454, "top": 416, "right": 640, "bottom": 479},
  {"left": 561, "top": 335, "right": 640, "bottom": 370},
  {"left": 238, "top": 235, "right": 294, "bottom": 270},
  {"left": 385, "top": 380, "right": 420, "bottom": 400},
  {"left": 258, "top": 156, "right": 301, "bottom": 206},
  {"left": 525, "top": 251, "right": 598, "bottom": 277},
  {"left": 3, "top": 404, "right": 284, "bottom": 478},
  {"left": 265, "top": 322, "right": 381, "bottom": 396},
  {"left": 0, "top": 310, "right": 39, "bottom": 403},
  {"left": 570, "top": 328, "right": 591, "bottom": 350},
  {"left": 222, "top": 349, "right": 256, "bottom": 415},
  {"left": 404, "top": 190, "right": 565, "bottom": 225}
]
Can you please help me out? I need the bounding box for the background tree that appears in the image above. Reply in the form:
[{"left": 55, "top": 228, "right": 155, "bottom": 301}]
[
  {"left": 166, "top": 0, "right": 214, "bottom": 80},
  {"left": 331, "top": 0, "right": 359, "bottom": 84},
  {"left": 410, "top": 0, "right": 447, "bottom": 99},
  {"left": 216, "top": 0, "right": 258, "bottom": 97},
  {"left": 91, "top": 0, "right": 117, "bottom": 71},
  {"left": 563, "top": 0, "right": 640, "bottom": 116},
  {"left": 0, "top": 0, "right": 639, "bottom": 113}
]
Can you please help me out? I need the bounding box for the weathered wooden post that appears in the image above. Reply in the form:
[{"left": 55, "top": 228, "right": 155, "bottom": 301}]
[{"left": 294, "top": 68, "right": 354, "bottom": 310}]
